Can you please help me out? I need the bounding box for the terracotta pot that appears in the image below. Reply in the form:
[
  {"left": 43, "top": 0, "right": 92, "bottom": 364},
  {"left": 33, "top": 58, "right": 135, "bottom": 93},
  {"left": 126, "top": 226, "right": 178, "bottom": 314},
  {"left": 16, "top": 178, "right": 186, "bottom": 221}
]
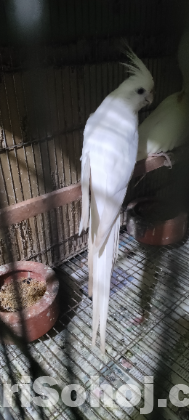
[
  {"left": 126, "top": 197, "right": 188, "bottom": 246},
  {"left": 0, "top": 261, "right": 59, "bottom": 343}
]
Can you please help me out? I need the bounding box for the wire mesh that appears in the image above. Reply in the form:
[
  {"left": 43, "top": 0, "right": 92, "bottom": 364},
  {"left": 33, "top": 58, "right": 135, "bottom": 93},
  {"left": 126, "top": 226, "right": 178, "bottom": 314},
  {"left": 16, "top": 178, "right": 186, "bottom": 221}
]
[
  {"left": 0, "top": 1, "right": 189, "bottom": 419},
  {"left": 1, "top": 227, "right": 189, "bottom": 419}
]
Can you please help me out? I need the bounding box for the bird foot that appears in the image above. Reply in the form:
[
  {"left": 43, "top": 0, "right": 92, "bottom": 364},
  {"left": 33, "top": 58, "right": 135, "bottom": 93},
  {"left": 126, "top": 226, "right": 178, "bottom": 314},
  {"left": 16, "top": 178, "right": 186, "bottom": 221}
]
[{"left": 148, "top": 152, "right": 175, "bottom": 168}]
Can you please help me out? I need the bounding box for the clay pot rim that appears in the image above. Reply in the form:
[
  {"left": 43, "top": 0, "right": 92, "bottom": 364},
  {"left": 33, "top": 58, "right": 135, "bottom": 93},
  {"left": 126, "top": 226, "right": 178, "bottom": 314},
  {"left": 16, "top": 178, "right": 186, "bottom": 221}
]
[
  {"left": 127, "top": 197, "right": 187, "bottom": 227},
  {"left": 0, "top": 261, "right": 58, "bottom": 323}
]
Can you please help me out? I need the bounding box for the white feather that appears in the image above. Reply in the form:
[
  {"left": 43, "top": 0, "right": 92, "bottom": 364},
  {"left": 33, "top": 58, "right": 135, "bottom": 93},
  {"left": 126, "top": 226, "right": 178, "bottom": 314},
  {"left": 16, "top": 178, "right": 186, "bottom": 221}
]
[
  {"left": 79, "top": 47, "right": 154, "bottom": 352},
  {"left": 79, "top": 153, "right": 90, "bottom": 235}
]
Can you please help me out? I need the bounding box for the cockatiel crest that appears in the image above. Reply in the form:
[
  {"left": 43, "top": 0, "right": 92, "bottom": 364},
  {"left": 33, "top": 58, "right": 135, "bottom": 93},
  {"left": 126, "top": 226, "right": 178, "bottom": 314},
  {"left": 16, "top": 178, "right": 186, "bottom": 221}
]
[
  {"left": 79, "top": 44, "right": 154, "bottom": 352},
  {"left": 119, "top": 42, "right": 154, "bottom": 110}
]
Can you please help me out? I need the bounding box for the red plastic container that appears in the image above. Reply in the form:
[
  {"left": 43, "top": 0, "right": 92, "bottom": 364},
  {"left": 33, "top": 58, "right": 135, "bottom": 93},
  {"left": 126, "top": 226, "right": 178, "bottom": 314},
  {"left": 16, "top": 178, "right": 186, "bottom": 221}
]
[
  {"left": 0, "top": 261, "right": 59, "bottom": 343},
  {"left": 126, "top": 197, "right": 188, "bottom": 246}
]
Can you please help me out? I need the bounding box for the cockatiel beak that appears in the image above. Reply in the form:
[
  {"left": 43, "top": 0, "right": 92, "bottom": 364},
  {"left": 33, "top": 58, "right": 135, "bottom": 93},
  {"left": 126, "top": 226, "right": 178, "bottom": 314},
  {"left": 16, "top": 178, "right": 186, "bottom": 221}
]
[{"left": 146, "top": 91, "right": 154, "bottom": 104}]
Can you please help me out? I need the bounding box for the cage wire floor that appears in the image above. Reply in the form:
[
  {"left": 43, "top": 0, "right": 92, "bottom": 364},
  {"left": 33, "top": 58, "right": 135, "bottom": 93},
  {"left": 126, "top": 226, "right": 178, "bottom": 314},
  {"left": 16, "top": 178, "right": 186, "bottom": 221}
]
[{"left": 1, "top": 227, "right": 189, "bottom": 420}]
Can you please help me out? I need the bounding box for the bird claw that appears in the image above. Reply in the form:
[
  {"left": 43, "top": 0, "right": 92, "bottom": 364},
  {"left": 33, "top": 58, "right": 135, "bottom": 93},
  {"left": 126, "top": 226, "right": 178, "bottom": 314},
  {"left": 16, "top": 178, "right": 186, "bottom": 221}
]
[
  {"left": 163, "top": 152, "right": 175, "bottom": 168},
  {"left": 148, "top": 152, "right": 175, "bottom": 168}
]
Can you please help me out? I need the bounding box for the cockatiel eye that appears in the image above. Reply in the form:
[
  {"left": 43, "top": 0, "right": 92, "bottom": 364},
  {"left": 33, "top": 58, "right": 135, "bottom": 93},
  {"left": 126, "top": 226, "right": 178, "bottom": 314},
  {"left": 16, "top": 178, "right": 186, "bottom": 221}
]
[{"left": 137, "top": 88, "right": 146, "bottom": 94}]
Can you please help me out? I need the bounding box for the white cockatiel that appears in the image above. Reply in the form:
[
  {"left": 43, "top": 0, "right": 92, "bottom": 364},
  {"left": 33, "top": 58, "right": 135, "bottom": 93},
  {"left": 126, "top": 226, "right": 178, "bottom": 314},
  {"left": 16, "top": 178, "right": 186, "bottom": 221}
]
[
  {"left": 79, "top": 47, "right": 154, "bottom": 353},
  {"left": 137, "top": 30, "right": 189, "bottom": 162}
]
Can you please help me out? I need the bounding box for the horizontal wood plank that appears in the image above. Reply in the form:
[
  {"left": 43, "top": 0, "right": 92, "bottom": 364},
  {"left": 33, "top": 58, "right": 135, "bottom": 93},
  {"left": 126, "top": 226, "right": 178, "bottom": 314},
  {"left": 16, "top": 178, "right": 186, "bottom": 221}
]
[
  {"left": 133, "top": 155, "right": 166, "bottom": 178},
  {"left": 0, "top": 146, "right": 186, "bottom": 228},
  {"left": 0, "top": 183, "right": 82, "bottom": 227}
]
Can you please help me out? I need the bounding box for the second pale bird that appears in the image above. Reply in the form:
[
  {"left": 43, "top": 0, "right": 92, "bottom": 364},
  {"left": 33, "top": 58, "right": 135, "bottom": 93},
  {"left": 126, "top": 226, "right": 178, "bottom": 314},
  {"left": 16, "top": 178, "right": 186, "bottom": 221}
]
[{"left": 137, "top": 30, "right": 189, "bottom": 163}]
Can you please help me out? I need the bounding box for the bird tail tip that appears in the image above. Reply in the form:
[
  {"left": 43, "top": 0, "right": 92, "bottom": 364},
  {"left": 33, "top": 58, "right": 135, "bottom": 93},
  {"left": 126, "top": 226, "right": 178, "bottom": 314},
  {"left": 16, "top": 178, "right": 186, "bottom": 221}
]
[{"left": 100, "top": 342, "right": 105, "bottom": 354}]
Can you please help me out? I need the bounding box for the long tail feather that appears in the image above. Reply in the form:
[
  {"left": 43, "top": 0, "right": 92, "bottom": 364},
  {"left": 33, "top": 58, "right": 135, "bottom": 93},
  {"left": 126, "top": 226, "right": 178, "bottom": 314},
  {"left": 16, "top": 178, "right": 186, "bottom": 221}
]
[
  {"left": 88, "top": 211, "right": 93, "bottom": 297},
  {"left": 88, "top": 184, "right": 100, "bottom": 297},
  {"left": 92, "top": 250, "right": 101, "bottom": 347},
  {"left": 79, "top": 153, "right": 90, "bottom": 235},
  {"left": 113, "top": 214, "right": 120, "bottom": 264},
  {"left": 91, "top": 215, "right": 120, "bottom": 353}
]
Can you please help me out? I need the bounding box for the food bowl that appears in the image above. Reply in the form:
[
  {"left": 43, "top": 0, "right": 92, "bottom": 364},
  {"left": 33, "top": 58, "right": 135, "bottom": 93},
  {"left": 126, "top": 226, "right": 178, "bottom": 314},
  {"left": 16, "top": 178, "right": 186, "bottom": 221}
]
[
  {"left": 0, "top": 261, "right": 59, "bottom": 343},
  {"left": 126, "top": 197, "right": 188, "bottom": 246}
]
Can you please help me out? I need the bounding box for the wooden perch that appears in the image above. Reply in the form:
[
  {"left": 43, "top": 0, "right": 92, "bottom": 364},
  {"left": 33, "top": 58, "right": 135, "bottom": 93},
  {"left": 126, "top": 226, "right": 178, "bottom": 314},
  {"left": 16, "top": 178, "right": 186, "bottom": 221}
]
[
  {"left": 0, "top": 146, "right": 187, "bottom": 228},
  {"left": 0, "top": 183, "right": 82, "bottom": 227}
]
